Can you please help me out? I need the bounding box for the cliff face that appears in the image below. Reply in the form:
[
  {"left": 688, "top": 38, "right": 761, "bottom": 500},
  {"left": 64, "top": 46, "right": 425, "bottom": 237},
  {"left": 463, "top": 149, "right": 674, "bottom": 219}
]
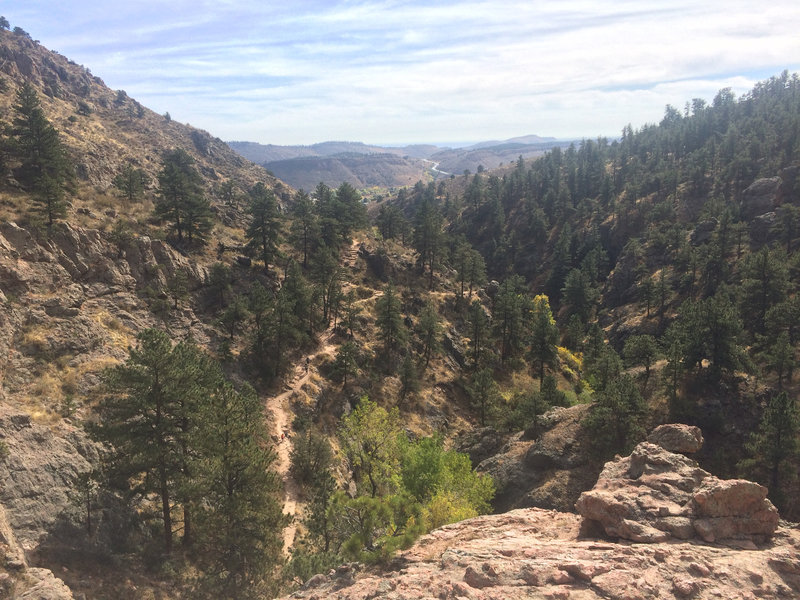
[
  {"left": 0, "top": 218, "right": 217, "bottom": 598},
  {"left": 282, "top": 427, "right": 798, "bottom": 600}
]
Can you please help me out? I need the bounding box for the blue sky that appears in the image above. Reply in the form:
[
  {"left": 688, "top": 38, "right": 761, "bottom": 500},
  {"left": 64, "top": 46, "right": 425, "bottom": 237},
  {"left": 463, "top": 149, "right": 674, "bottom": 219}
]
[{"left": 5, "top": 1, "right": 800, "bottom": 146}]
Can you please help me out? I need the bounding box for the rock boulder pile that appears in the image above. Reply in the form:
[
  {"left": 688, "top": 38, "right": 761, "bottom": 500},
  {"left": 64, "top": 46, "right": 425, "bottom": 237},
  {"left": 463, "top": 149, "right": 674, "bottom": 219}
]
[{"left": 575, "top": 424, "right": 779, "bottom": 545}]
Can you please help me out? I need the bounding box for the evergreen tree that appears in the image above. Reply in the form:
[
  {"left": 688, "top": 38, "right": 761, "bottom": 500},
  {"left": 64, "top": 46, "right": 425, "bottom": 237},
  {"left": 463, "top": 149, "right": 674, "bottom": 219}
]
[
  {"left": 739, "top": 247, "right": 789, "bottom": 335},
  {"left": 375, "top": 283, "right": 407, "bottom": 357},
  {"left": 561, "top": 268, "right": 597, "bottom": 322},
  {"left": 467, "top": 299, "right": 491, "bottom": 371},
  {"left": 112, "top": 163, "right": 147, "bottom": 203},
  {"left": 246, "top": 182, "right": 281, "bottom": 270},
  {"left": 623, "top": 334, "right": 660, "bottom": 391},
  {"left": 466, "top": 368, "right": 501, "bottom": 427},
  {"left": 93, "top": 329, "right": 215, "bottom": 553},
  {"left": 678, "top": 293, "right": 746, "bottom": 380},
  {"left": 154, "top": 149, "right": 213, "bottom": 244},
  {"left": 528, "top": 294, "right": 559, "bottom": 382},
  {"left": 11, "top": 82, "right": 73, "bottom": 226},
  {"left": 413, "top": 198, "right": 445, "bottom": 288},
  {"left": 739, "top": 391, "right": 800, "bottom": 513},
  {"left": 584, "top": 374, "right": 647, "bottom": 459},
  {"left": 332, "top": 341, "right": 359, "bottom": 388},
  {"left": 193, "top": 380, "right": 284, "bottom": 598},
  {"left": 761, "top": 331, "right": 795, "bottom": 391},
  {"left": 415, "top": 300, "right": 442, "bottom": 370},
  {"left": 289, "top": 190, "right": 319, "bottom": 270},
  {"left": 465, "top": 249, "right": 487, "bottom": 299},
  {"left": 493, "top": 275, "right": 529, "bottom": 364},
  {"left": 398, "top": 353, "right": 420, "bottom": 402}
]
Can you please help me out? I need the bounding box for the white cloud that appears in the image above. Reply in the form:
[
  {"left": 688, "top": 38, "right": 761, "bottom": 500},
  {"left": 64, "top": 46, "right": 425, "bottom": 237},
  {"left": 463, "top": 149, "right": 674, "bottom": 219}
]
[{"left": 4, "top": 1, "right": 800, "bottom": 144}]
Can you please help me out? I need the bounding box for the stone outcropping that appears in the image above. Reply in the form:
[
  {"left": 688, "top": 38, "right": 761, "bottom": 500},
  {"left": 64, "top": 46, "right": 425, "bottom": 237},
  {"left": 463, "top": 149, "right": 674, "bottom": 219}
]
[
  {"left": 284, "top": 508, "right": 800, "bottom": 600},
  {"left": 575, "top": 427, "right": 778, "bottom": 545},
  {"left": 283, "top": 424, "right": 795, "bottom": 600},
  {"left": 468, "top": 404, "right": 599, "bottom": 513}
]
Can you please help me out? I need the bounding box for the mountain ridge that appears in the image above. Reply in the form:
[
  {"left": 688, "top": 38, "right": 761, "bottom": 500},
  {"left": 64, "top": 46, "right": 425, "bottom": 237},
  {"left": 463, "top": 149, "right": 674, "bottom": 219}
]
[{"left": 228, "top": 135, "right": 571, "bottom": 189}]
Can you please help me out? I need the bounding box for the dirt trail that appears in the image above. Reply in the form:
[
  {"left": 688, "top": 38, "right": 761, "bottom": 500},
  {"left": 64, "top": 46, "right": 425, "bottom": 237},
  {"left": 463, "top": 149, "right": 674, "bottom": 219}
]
[
  {"left": 266, "top": 364, "right": 308, "bottom": 556},
  {"left": 265, "top": 238, "right": 363, "bottom": 556}
]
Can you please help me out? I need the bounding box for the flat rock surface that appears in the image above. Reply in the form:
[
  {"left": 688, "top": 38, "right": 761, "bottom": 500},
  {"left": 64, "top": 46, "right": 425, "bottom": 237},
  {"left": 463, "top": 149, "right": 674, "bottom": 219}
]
[{"left": 282, "top": 508, "right": 800, "bottom": 600}]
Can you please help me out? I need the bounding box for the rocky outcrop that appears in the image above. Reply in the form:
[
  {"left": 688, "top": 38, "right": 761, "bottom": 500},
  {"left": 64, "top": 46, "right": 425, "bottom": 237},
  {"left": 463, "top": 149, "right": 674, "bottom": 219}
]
[
  {"left": 284, "top": 426, "right": 795, "bottom": 600},
  {"left": 741, "top": 177, "right": 781, "bottom": 220},
  {"left": 283, "top": 508, "right": 800, "bottom": 600},
  {"left": 647, "top": 423, "right": 703, "bottom": 454},
  {"left": 471, "top": 404, "right": 599, "bottom": 513},
  {"left": 575, "top": 435, "right": 779, "bottom": 545},
  {"left": 0, "top": 407, "right": 97, "bottom": 552},
  {"left": 0, "top": 219, "right": 216, "bottom": 592}
]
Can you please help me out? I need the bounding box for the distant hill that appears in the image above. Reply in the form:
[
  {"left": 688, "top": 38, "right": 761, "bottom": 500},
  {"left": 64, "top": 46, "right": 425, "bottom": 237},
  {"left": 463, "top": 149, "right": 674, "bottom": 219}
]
[
  {"left": 228, "top": 136, "right": 570, "bottom": 189},
  {"left": 430, "top": 139, "right": 570, "bottom": 175},
  {"left": 263, "top": 153, "right": 429, "bottom": 191}
]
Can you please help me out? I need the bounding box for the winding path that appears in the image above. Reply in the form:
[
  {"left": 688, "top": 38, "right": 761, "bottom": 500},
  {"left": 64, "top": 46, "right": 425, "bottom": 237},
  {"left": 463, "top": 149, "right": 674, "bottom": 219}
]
[{"left": 264, "top": 239, "right": 363, "bottom": 556}]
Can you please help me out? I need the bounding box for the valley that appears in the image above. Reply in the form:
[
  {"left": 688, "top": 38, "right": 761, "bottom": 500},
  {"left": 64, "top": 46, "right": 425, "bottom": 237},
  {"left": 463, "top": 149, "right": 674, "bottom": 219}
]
[{"left": 0, "top": 18, "right": 799, "bottom": 600}]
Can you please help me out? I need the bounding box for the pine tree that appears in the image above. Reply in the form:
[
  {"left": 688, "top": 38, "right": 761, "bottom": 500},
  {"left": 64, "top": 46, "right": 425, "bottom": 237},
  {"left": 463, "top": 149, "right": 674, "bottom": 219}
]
[
  {"left": 528, "top": 294, "right": 559, "bottom": 382},
  {"left": 584, "top": 374, "right": 647, "bottom": 459},
  {"left": 332, "top": 341, "right": 359, "bottom": 388},
  {"left": 739, "top": 391, "right": 800, "bottom": 513},
  {"left": 493, "top": 275, "right": 528, "bottom": 364},
  {"left": 467, "top": 299, "right": 491, "bottom": 371},
  {"left": 11, "top": 82, "right": 72, "bottom": 226},
  {"left": 415, "top": 300, "right": 442, "bottom": 370},
  {"left": 623, "top": 334, "right": 660, "bottom": 391},
  {"left": 398, "top": 353, "right": 420, "bottom": 402},
  {"left": 112, "top": 163, "right": 147, "bottom": 203},
  {"left": 375, "top": 283, "right": 407, "bottom": 357},
  {"left": 154, "top": 149, "right": 213, "bottom": 244},
  {"left": 93, "top": 329, "right": 215, "bottom": 553},
  {"left": 467, "top": 368, "right": 501, "bottom": 427},
  {"left": 290, "top": 190, "right": 319, "bottom": 269},
  {"left": 193, "top": 380, "right": 285, "bottom": 598},
  {"left": 246, "top": 182, "right": 281, "bottom": 270}
]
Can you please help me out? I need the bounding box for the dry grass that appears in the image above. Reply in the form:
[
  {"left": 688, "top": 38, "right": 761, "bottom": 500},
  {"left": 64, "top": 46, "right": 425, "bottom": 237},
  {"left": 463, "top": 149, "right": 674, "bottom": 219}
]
[
  {"left": 88, "top": 308, "right": 134, "bottom": 351},
  {"left": 19, "top": 323, "right": 53, "bottom": 354}
]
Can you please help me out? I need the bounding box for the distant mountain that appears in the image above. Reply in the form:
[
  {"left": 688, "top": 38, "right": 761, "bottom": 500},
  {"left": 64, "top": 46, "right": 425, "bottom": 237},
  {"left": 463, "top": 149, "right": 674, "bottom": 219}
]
[{"left": 228, "top": 136, "right": 570, "bottom": 189}]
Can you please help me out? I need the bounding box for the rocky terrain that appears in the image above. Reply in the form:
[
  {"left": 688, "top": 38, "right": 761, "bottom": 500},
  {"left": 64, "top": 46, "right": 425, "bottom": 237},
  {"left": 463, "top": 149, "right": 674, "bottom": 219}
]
[
  {"left": 281, "top": 425, "right": 799, "bottom": 600},
  {"left": 0, "top": 217, "right": 214, "bottom": 599},
  {"left": 0, "top": 29, "right": 275, "bottom": 195}
]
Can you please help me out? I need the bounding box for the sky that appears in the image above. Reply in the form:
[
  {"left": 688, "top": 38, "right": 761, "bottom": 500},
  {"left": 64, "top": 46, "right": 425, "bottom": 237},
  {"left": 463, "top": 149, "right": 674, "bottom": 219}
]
[{"left": 5, "top": 1, "right": 800, "bottom": 146}]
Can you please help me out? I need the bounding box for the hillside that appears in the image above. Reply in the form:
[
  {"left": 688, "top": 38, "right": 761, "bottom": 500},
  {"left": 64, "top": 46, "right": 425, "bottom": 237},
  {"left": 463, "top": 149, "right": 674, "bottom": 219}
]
[
  {"left": 0, "top": 28, "right": 279, "bottom": 200},
  {"left": 261, "top": 153, "right": 430, "bottom": 191},
  {"left": 228, "top": 137, "right": 569, "bottom": 190}
]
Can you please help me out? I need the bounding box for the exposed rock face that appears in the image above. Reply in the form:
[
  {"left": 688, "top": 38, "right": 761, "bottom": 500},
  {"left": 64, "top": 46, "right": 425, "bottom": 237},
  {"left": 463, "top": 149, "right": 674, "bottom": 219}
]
[
  {"left": 0, "top": 219, "right": 219, "bottom": 600},
  {"left": 0, "top": 407, "right": 97, "bottom": 551},
  {"left": 575, "top": 439, "right": 779, "bottom": 544},
  {"left": 283, "top": 508, "right": 800, "bottom": 600},
  {"left": 471, "top": 404, "right": 599, "bottom": 513},
  {"left": 741, "top": 177, "right": 781, "bottom": 219}
]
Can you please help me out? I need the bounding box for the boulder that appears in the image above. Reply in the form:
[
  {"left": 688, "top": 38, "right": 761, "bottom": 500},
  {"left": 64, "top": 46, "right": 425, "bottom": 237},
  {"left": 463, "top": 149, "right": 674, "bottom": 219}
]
[
  {"left": 690, "top": 219, "right": 717, "bottom": 246},
  {"left": 749, "top": 211, "right": 777, "bottom": 244},
  {"left": 741, "top": 177, "right": 780, "bottom": 219},
  {"left": 576, "top": 431, "right": 778, "bottom": 545},
  {"left": 647, "top": 424, "right": 703, "bottom": 454}
]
